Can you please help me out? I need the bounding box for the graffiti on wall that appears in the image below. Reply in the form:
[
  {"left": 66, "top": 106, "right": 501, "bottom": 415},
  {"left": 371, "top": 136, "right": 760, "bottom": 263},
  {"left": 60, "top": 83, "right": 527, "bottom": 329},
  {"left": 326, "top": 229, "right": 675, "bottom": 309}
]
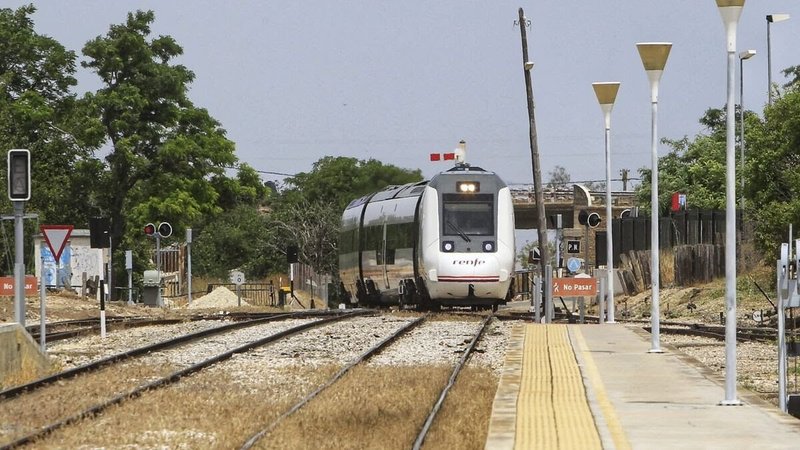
[
  {"left": 40, "top": 243, "right": 101, "bottom": 288},
  {"left": 41, "top": 244, "right": 72, "bottom": 288}
]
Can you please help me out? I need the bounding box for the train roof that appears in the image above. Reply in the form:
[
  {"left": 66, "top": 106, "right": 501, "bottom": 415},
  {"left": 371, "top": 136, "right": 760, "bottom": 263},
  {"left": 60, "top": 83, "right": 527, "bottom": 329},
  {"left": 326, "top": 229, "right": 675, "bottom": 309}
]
[
  {"left": 344, "top": 180, "right": 428, "bottom": 210},
  {"left": 429, "top": 163, "right": 507, "bottom": 188},
  {"left": 343, "top": 164, "right": 506, "bottom": 211}
]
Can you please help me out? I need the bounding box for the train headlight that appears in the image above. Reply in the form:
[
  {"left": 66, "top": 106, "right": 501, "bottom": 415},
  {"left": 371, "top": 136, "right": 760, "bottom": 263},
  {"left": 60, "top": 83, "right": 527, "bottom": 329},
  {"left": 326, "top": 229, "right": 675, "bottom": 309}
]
[
  {"left": 442, "top": 241, "right": 455, "bottom": 252},
  {"left": 482, "top": 241, "right": 495, "bottom": 252},
  {"left": 456, "top": 181, "right": 480, "bottom": 193}
]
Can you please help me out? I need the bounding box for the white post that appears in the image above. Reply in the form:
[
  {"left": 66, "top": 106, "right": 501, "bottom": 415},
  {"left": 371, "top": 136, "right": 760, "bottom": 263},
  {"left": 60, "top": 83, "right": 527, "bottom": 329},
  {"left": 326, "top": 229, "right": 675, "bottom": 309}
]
[
  {"left": 186, "top": 228, "right": 193, "bottom": 306},
  {"left": 125, "top": 250, "right": 133, "bottom": 306},
  {"left": 718, "top": 0, "right": 744, "bottom": 406},
  {"left": 777, "top": 259, "right": 788, "bottom": 412},
  {"left": 604, "top": 110, "right": 616, "bottom": 323},
  {"left": 39, "top": 252, "right": 46, "bottom": 352},
  {"left": 637, "top": 43, "right": 671, "bottom": 354}
]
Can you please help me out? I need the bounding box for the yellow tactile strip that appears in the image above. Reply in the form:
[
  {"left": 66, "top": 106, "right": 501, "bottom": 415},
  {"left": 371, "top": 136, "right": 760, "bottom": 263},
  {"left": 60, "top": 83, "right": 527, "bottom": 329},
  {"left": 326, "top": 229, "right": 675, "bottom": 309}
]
[{"left": 515, "top": 324, "right": 602, "bottom": 450}]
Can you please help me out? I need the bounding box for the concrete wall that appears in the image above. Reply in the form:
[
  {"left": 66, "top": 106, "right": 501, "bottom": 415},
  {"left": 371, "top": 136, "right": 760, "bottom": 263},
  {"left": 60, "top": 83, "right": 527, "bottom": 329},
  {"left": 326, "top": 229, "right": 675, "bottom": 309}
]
[{"left": 0, "top": 323, "right": 50, "bottom": 388}]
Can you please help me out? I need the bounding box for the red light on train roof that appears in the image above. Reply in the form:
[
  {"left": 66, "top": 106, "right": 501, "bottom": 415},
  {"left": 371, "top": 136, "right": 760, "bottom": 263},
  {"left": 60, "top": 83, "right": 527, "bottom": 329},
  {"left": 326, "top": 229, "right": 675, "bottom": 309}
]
[{"left": 430, "top": 153, "right": 441, "bottom": 161}]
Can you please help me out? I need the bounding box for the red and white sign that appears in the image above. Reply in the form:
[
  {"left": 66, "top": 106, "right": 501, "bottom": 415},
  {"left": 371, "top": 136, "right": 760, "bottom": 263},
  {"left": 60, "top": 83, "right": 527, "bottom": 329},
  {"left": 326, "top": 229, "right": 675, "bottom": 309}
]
[
  {"left": 41, "top": 225, "right": 74, "bottom": 261},
  {"left": 0, "top": 276, "right": 38, "bottom": 295},
  {"left": 430, "top": 152, "right": 456, "bottom": 161},
  {"left": 552, "top": 277, "right": 597, "bottom": 297}
]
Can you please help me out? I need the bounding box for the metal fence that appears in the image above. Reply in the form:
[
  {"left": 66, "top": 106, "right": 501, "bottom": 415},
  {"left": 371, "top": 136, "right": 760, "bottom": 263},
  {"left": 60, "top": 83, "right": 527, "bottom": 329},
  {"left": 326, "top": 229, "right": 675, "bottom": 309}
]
[
  {"left": 611, "top": 209, "right": 745, "bottom": 266},
  {"left": 205, "top": 282, "right": 279, "bottom": 306}
]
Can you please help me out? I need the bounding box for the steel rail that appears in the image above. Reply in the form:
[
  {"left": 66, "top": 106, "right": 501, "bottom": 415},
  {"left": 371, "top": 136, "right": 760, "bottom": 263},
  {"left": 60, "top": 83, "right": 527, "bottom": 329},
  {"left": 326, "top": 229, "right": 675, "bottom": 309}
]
[
  {"left": 0, "top": 311, "right": 369, "bottom": 450},
  {"left": 239, "top": 314, "right": 428, "bottom": 450},
  {"left": 412, "top": 314, "right": 493, "bottom": 450}
]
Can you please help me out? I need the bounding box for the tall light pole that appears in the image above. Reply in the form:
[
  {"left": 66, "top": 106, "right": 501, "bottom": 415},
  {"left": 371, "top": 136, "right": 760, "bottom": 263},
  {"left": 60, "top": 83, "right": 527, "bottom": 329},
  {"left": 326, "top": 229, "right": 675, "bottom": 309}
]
[
  {"left": 717, "top": 0, "right": 745, "bottom": 407},
  {"left": 592, "top": 82, "right": 620, "bottom": 324},
  {"left": 766, "top": 14, "right": 790, "bottom": 105},
  {"left": 636, "top": 42, "right": 671, "bottom": 353},
  {"left": 739, "top": 49, "right": 756, "bottom": 208}
]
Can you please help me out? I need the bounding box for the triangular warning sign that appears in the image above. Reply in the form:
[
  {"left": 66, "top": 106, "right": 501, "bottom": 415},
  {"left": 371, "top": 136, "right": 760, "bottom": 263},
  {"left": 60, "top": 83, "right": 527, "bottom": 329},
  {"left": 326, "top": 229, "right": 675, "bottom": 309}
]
[{"left": 41, "top": 225, "right": 74, "bottom": 262}]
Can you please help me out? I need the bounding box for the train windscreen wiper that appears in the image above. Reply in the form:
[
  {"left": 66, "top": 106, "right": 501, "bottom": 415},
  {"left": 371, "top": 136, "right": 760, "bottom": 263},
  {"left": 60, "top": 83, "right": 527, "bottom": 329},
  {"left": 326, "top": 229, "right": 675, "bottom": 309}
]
[{"left": 446, "top": 220, "right": 471, "bottom": 242}]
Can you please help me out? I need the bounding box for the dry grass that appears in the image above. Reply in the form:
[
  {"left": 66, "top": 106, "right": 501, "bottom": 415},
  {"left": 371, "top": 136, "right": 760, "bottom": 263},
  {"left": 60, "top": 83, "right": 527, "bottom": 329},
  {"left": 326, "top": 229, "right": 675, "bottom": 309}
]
[
  {"left": 257, "top": 365, "right": 451, "bottom": 450},
  {"left": 29, "top": 364, "right": 338, "bottom": 449},
  {"left": 422, "top": 367, "right": 499, "bottom": 450},
  {"left": 609, "top": 263, "right": 777, "bottom": 325},
  {"left": 0, "top": 360, "right": 178, "bottom": 445}
]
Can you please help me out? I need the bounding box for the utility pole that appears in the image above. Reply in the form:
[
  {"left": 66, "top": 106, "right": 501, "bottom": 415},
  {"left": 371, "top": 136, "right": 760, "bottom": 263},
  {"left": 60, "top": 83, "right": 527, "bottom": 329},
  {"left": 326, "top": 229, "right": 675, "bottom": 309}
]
[
  {"left": 620, "top": 169, "right": 629, "bottom": 191},
  {"left": 518, "top": 8, "right": 549, "bottom": 284}
]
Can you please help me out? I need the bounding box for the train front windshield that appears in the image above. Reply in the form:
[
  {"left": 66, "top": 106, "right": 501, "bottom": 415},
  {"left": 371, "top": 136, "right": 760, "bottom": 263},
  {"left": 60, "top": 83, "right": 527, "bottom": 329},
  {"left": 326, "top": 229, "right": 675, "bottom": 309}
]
[{"left": 442, "top": 194, "right": 494, "bottom": 237}]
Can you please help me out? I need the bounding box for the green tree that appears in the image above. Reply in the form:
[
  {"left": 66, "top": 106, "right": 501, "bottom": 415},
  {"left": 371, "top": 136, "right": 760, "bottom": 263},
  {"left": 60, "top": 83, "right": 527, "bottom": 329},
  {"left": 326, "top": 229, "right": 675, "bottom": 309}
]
[
  {"left": 80, "top": 10, "right": 238, "bottom": 292},
  {"left": 745, "top": 82, "right": 800, "bottom": 256},
  {"left": 270, "top": 157, "right": 422, "bottom": 275},
  {"left": 636, "top": 108, "right": 729, "bottom": 216},
  {"left": 0, "top": 5, "right": 105, "bottom": 221},
  {"left": 283, "top": 156, "right": 422, "bottom": 212},
  {"left": 0, "top": 5, "right": 104, "bottom": 272},
  {"left": 192, "top": 205, "right": 276, "bottom": 279},
  {"left": 546, "top": 165, "right": 571, "bottom": 190}
]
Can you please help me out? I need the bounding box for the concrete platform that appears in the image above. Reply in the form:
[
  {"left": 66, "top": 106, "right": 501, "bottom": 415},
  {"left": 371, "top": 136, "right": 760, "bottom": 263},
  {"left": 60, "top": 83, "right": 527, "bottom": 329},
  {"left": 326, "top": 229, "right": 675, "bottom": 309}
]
[
  {"left": 486, "top": 323, "right": 800, "bottom": 449},
  {"left": 0, "top": 323, "right": 50, "bottom": 388}
]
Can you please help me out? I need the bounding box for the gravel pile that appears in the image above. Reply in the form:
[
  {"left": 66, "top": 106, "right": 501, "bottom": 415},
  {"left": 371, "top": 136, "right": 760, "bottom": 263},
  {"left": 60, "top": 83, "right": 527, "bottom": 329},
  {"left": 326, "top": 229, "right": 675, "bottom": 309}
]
[{"left": 187, "top": 286, "right": 250, "bottom": 309}]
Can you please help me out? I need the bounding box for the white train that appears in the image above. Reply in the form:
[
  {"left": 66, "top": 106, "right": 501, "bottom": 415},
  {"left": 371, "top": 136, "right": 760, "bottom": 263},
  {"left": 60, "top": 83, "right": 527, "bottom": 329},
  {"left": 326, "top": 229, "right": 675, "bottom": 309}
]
[{"left": 338, "top": 163, "right": 516, "bottom": 310}]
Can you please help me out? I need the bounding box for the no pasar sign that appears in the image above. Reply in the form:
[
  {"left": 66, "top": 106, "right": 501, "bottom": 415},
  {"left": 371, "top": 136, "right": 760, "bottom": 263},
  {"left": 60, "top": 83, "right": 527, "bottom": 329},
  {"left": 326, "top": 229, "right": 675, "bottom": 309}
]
[{"left": 552, "top": 277, "right": 597, "bottom": 297}]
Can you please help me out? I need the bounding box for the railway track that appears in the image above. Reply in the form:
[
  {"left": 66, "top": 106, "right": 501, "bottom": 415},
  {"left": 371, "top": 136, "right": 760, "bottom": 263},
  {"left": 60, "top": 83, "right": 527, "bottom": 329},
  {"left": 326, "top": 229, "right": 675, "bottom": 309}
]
[
  {"left": 0, "top": 310, "right": 369, "bottom": 449},
  {"left": 27, "top": 316, "right": 188, "bottom": 342},
  {"left": 1, "top": 310, "right": 345, "bottom": 401},
  {"left": 239, "top": 314, "right": 494, "bottom": 449}
]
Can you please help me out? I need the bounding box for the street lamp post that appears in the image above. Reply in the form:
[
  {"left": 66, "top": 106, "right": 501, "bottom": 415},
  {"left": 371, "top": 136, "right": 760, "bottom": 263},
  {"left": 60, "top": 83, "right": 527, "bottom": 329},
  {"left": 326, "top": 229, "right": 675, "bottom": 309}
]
[
  {"left": 636, "top": 42, "right": 671, "bottom": 353},
  {"left": 592, "top": 82, "right": 620, "bottom": 324},
  {"left": 767, "top": 14, "right": 790, "bottom": 105},
  {"left": 717, "top": 0, "right": 745, "bottom": 407},
  {"left": 739, "top": 49, "right": 756, "bottom": 208}
]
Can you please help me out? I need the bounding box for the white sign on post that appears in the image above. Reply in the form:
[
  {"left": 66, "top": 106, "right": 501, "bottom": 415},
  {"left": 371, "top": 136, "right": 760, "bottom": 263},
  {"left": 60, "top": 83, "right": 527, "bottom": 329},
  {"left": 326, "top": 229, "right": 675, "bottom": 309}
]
[
  {"left": 230, "top": 270, "right": 245, "bottom": 285},
  {"left": 230, "top": 270, "right": 245, "bottom": 307}
]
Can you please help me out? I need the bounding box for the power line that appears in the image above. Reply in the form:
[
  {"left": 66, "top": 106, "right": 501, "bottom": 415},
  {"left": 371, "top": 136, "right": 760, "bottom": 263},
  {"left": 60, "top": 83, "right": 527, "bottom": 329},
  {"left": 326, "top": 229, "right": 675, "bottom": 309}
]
[{"left": 223, "top": 164, "right": 295, "bottom": 178}]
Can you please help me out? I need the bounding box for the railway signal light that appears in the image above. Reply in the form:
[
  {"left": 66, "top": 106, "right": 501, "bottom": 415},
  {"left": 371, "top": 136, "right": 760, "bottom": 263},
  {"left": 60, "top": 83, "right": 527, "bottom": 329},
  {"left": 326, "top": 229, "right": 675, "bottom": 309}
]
[
  {"left": 287, "top": 245, "right": 299, "bottom": 263},
  {"left": 578, "top": 210, "right": 602, "bottom": 228},
  {"left": 144, "top": 222, "right": 173, "bottom": 238},
  {"left": 7, "top": 149, "right": 31, "bottom": 201},
  {"left": 587, "top": 213, "right": 601, "bottom": 228},
  {"left": 158, "top": 222, "right": 172, "bottom": 238}
]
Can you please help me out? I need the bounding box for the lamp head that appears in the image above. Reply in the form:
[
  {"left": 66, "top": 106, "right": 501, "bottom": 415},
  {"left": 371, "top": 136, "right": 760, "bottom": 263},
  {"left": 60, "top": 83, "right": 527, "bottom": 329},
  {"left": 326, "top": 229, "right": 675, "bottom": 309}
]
[
  {"left": 767, "top": 13, "right": 790, "bottom": 23},
  {"left": 524, "top": 61, "right": 534, "bottom": 70},
  {"left": 592, "top": 82, "right": 620, "bottom": 106},
  {"left": 716, "top": 0, "right": 745, "bottom": 7},
  {"left": 636, "top": 42, "right": 672, "bottom": 71},
  {"left": 739, "top": 49, "right": 756, "bottom": 60}
]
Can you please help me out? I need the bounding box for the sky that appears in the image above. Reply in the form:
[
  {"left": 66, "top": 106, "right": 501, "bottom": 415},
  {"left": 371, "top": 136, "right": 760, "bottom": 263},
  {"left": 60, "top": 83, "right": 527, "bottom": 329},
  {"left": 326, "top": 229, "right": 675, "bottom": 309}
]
[{"left": 8, "top": 1, "right": 800, "bottom": 191}]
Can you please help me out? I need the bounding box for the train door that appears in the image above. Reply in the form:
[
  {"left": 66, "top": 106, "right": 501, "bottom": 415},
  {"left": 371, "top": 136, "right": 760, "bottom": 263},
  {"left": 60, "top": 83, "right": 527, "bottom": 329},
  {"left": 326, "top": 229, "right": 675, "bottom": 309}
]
[{"left": 382, "top": 220, "right": 389, "bottom": 289}]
